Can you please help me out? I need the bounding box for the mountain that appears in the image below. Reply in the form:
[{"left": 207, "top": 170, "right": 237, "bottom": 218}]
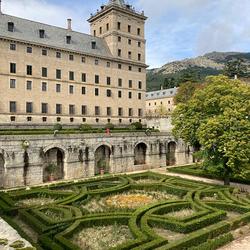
[{"left": 147, "top": 52, "right": 250, "bottom": 91}]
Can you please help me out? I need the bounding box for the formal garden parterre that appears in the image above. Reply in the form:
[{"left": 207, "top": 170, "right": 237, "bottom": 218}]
[{"left": 0, "top": 172, "right": 250, "bottom": 250}]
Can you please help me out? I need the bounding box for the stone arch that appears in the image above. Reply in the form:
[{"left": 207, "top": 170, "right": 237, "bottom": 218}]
[
  {"left": 94, "top": 145, "right": 111, "bottom": 175},
  {"left": 43, "top": 147, "right": 65, "bottom": 182},
  {"left": 93, "top": 142, "right": 113, "bottom": 154},
  {"left": 134, "top": 142, "right": 147, "bottom": 165},
  {"left": 166, "top": 141, "right": 177, "bottom": 166},
  {"left": 0, "top": 153, "right": 5, "bottom": 188}
]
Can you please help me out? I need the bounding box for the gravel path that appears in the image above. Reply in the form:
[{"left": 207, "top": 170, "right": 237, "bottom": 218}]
[{"left": 0, "top": 217, "right": 32, "bottom": 250}]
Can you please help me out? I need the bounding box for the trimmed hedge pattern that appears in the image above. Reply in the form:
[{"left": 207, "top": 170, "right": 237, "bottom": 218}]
[{"left": 0, "top": 171, "right": 249, "bottom": 249}]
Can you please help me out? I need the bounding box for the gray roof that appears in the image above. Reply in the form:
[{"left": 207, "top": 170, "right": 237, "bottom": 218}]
[
  {"left": 146, "top": 87, "right": 178, "bottom": 100},
  {"left": 0, "top": 13, "right": 113, "bottom": 57}
]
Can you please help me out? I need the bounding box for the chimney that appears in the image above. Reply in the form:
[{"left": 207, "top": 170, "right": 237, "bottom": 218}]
[{"left": 67, "top": 18, "right": 72, "bottom": 31}]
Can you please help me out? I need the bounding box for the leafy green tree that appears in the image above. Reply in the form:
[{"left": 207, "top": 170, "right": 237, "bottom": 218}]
[
  {"left": 163, "top": 77, "right": 176, "bottom": 89},
  {"left": 223, "top": 59, "right": 247, "bottom": 78},
  {"left": 172, "top": 75, "right": 250, "bottom": 185}
]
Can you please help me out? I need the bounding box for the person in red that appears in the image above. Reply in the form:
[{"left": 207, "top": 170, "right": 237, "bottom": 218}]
[{"left": 106, "top": 128, "right": 110, "bottom": 135}]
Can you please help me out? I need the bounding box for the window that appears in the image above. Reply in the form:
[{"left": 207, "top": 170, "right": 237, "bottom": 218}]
[
  {"left": 95, "top": 75, "right": 99, "bottom": 84},
  {"left": 138, "top": 53, "right": 141, "bottom": 61},
  {"left": 27, "top": 47, "right": 32, "bottom": 53},
  {"left": 41, "top": 103, "right": 48, "bottom": 114},
  {"left": 128, "top": 39, "right": 132, "bottom": 45},
  {"left": 39, "top": 29, "right": 45, "bottom": 38},
  {"left": 69, "top": 54, "right": 74, "bottom": 61},
  {"left": 82, "top": 105, "right": 87, "bottom": 115},
  {"left": 8, "top": 22, "right": 14, "bottom": 32},
  {"left": 129, "top": 108, "right": 133, "bottom": 117},
  {"left": 27, "top": 117, "right": 32, "bottom": 122},
  {"left": 106, "top": 23, "right": 109, "bottom": 31},
  {"left": 26, "top": 102, "right": 33, "bottom": 113},
  {"left": 95, "top": 88, "right": 99, "bottom": 96},
  {"left": 82, "top": 87, "right": 86, "bottom": 95},
  {"left": 81, "top": 57, "right": 86, "bottom": 63},
  {"left": 118, "top": 107, "right": 123, "bottom": 116},
  {"left": 9, "top": 101, "right": 16, "bottom": 113},
  {"left": 118, "top": 36, "right": 121, "bottom": 42},
  {"left": 118, "top": 49, "right": 121, "bottom": 57},
  {"left": 92, "top": 41, "right": 96, "bottom": 49},
  {"left": 56, "top": 69, "right": 61, "bottom": 79},
  {"left": 128, "top": 25, "right": 131, "bottom": 33},
  {"left": 10, "top": 43, "right": 16, "bottom": 50},
  {"left": 57, "top": 117, "right": 61, "bottom": 122},
  {"left": 117, "top": 22, "right": 121, "bottom": 30},
  {"left": 99, "top": 27, "right": 102, "bottom": 34},
  {"left": 137, "top": 28, "right": 141, "bottom": 36},
  {"left": 82, "top": 118, "right": 86, "bottom": 122},
  {"left": 95, "top": 106, "right": 100, "bottom": 116},
  {"left": 138, "top": 109, "right": 143, "bottom": 117},
  {"left": 128, "top": 92, "right": 132, "bottom": 99},
  {"left": 107, "top": 61, "right": 110, "bottom": 67},
  {"left": 42, "top": 82, "right": 47, "bottom": 91},
  {"left": 69, "top": 105, "right": 75, "bottom": 115},
  {"left": 168, "top": 100, "right": 171, "bottom": 104},
  {"left": 118, "top": 90, "right": 122, "bottom": 98},
  {"left": 69, "top": 85, "right": 74, "bottom": 94},
  {"left": 138, "top": 67, "right": 142, "bottom": 72},
  {"left": 138, "top": 93, "right": 142, "bottom": 99},
  {"left": 10, "top": 116, "right": 16, "bottom": 122},
  {"left": 42, "top": 49, "right": 47, "bottom": 56},
  {"left": 128, "top": 51, "right": 132, "bottom": 59},
  {"left": 56, "top": 52, "right": 61, "bottom": 58},
  {"left": 10, "top": 79, "right": 16, "bottom": 88},
  {"left": 118, "top": 64, "right": 122, "bottom": 69},
  {"left": 69, "top": 71, "right": 74, "bottom": 81},
  {"left": 66, "top": 35, "right": 71, "bottom": 44},
  {"left": 118, "top": 78, "right": 122, "bottom": 87},
  {"left": 56, "top": 84, "right": 61, "bottom": 93},
  {"left": 81, "top": 73, "right": 86, "bottom": 82},
  {"left": 26, "top": 81, "right": 32, "bottom": 90},
  {"left": 42, "top": 67, "right": 47, "bottom": 77},
  {"left": 107, "top": 89, "right": 112, "bottom": 97},
  {"left": 94, "top": 30, "right": 96, "bottom": 36},
  {"left": 42, "top": 117, "right": 47, "bottom": 122},
  {"left": 129, "top": 80, "right": 132, "bottom": 88},
  {"left": 27, "top": 65, "right": 32, "bottom": 75},
  {"left": 96, "top": 118, "right": 99, "bottom": 123},
  {"left": 107, "top": 107, "right": 112, "bottom": 116},
  {"left": 10, "top": 63, "right": 16, "bottom": 73},
  {"left": 95, "top": 59, "right": 99, "bottom": 65},
  {"left": 138, "top": 41, "right": 141, "bottom": 47},
  {"left": 56, "top": 104, "right": 62, "bottom": 114},
  {"left": 107, "top": 76, "right": 111, "bottom": 85},
  {"left": 138, "top": 81, "right": 142, "bottom": 89},
  {"left": 128, "top": 66, "right": 132, "bottom": 71}
]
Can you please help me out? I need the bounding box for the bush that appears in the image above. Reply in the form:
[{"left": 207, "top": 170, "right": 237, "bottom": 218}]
[
  {"left": 104, "top": 123, "right": 115, "bottom": 130},
  {"left": 53, "top": 123, "right": 62, "bottom": 131},
  {"left": 130, "top": 122, "right": 142, "bottom": 130},
  {"left": 79, "top": 124, "right": 92, "bottom": 131}
]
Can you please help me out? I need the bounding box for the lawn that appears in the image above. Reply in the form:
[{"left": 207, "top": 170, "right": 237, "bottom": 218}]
[{"left": 0, "top": 172, "right": 250, "bottom": 250}]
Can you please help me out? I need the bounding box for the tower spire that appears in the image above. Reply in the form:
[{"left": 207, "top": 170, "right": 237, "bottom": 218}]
[{"left": 0, "top": 0, "right": 2, "bottom": 14}]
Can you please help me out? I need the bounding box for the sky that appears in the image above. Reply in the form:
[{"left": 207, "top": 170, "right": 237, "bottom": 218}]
[{"left": 2, "top": 0, "right": 250, "bottom": 68}]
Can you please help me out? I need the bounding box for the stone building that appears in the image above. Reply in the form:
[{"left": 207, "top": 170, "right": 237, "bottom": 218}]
[
  {"left": 146, "top": 87, "right": 178, "bottom": 132},
  {"left": 0, "top": 0, "right": 147, "bottom": 125}
]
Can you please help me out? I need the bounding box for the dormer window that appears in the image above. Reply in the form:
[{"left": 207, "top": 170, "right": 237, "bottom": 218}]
[
  {"left": 39, "top": 29, "right": 45, "bottom": 38},
  {"left": 66, "top": 35, "right": 71, "bottom": 44},
  {"left": 8, "top": 22, "right": 14, "bottom": 32},
  {"left": 91, "top": 41, "right": 96, "bottom": 49}
]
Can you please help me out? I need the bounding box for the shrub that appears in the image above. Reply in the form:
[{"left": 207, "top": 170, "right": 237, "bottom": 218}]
[
  {"left": 53, "top": 123, "right": 62, "bottom": 131},
  {"left": 104, "top": 123, "right": 115, "bottom": 130},
  {"left": 79, "top": 124, "right": 92, "bottom": 131},
  {"left": 130, "top": 122, "right": 142, "bottom": 130}
]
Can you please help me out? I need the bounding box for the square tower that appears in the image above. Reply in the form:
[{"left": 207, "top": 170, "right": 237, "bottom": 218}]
[{"left": 88, "top": 0, "right": 147, "bottom": 64}]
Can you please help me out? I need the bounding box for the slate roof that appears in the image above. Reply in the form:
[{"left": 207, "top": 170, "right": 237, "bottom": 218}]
[
  {"left": 0, "top": 13, "right": 113, "bottom": 58},
  {"left": 146, "top": 87, "right": 178, "bottom": 100}
]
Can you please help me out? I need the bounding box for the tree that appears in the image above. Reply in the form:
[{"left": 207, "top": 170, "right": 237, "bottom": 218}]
[
  {"left": 172, "top": 75, "right": 250, "bottom": 185},
  {"left": 155, "top": 104, "right": 170, "bottom": 117},
  {"left": 223, "top": 59, "right": 247, "bottom": 78}
]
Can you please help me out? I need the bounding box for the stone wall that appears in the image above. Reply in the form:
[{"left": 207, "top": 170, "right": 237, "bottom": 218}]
[{"left": 0, "top": 132, "right": 193, "bottom": 188}]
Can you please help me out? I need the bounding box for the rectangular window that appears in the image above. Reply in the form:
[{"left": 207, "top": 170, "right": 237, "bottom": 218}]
[
  {"left": 128, "top": 66, "right": 132, "bottom": 71},
  {"left": 8, "top": 22, "right": 14, "bottom": 32},
  {"left": 81, "top": 57, "right": 86, "bottom": 63},
  {"left": 107, "top": 61, "right": 111, "bottom": 67},
  {"left": 138, "top": 53, "right": 141, "bottom": 61},
  {"left": 118, "top": 90, "right": 122, "bottom": 98},
  {"left": 138, "top": 109, "right": 143, "bottom": 117},
  {"left": 107, "top": 89, "right": 112, "bottom": 97},
  {"left": 82, "top": 73, "right": 86, "bottom": 82},
  {"left": 9, "top": 101, "right": 16, "bottom": 113},
  {"left": 42, "top": 82, "right": 47, "bottom": 92},
  {"left": 27, "top": 65, "right": 32, "bottom": 75},
  {"left": 128, "top": 25, "right": 131, "bottom": 33},
  {"left": 56, "top": 69, "right": 61, "bottom": 79},
  {"left": 42, "top": 49, "right": 47, "bottom": 56},
  {"left": 99, "top": 27, "right": 102, "bottom": 34},
  {"left": 10, "top": 79, "right": 16, "bottom": 88},
  {"left": 138, "top": 68, "right": 142, "bottom": 72},
  {"left": 118, "top": 49, "right": 121, "bottom": 57},
  {"left": 41, "top": 103, "right": 48, "bottom": 114},
  {"left": 69, "top": 105, "right": 75, "bottom": 115},
  {"left": 118, "top": 64, "right": 122, "bottom": 69},
  {"left": 69, "top": 54, "right": 74, "bottom": 61},
  {"left": 137, "top": 28, "right": 141, "bottom": 36},
  {"left": 56, "top": 84, "right": 61, "bottom": 93},
  {"left": 27, "top": 47, "right": 32, "bottom": 53},
  {"left": 69, "top": 85, "right": 74, "bottom": 94},
  {"left": 10, "top": 43, "right": 16, "bottom": 50},
  {"left": 128, "top": 92, "right": 132, "bottom": 99},
  {"left": 10, "top": 63, "right": 16, "bottom": 73},
  {"left": 117, "top": 22, "right": 121, "bottom": 30},
  {"left": 42, "top": 67, "right": 47, "bottom": 77},
  {"left": 95, "top": 59, "right": 99, "bottom": 65},
  {"left": 107, "top": 107, "right": 112, "bottom": 116},
  {"left": 26, "top": 80, "right": 32, "bottom": 90},
  {"left": 118, "top": 36, "right": 121, "bottom": 42},
  {"left": 56, "top": 52, "right": 61, "bottom": 58},
  {"left": 82, "top": 105, "right": 87, "bottom": 115},
  {"left": 95, "top": 106, "right": 100, "bottom": 116},
  {"left": 129, "top": 108, "right": 133, "bottom": 117},
  {"left": 128, "top": 39, "right": 131, "bottom": 45},
  {"left": 118, "top": 107, "right": 123, "bottom": 116},
  {"left": 138, "top": 41, "right": 141, "bottom": 47},
  {"left": 106, "top": 23, "right": 109, "bottom": 31},
  {"left": 138, "top": 81, "right": 142, "bottom": 89},
  {"left": 138, "top": 93, "right": 142, "bottom": 99},
  {"left": 95, "top": 75, "right": 99, "bottom": 84},
  {"left": 118, "top": 78, "right": 122, "bottom": 87},
  {"left": 129, "top": 80, "right": 132, "bottom": 88},
  {"left": 95, "top": 88, "right": 99, "bottom": 96},
  {"left": 56, "top": 104, "right": 62, "bottom": 114},
  {"left": 26, "top": 102, "right": 33, "bottom": 113},
  {"left": 69, "top": 71, "right": 74, "bottom": 81},
  {"left": 128, "top": 51, "right": 132, "bottom": 59},
  {"left": 82, "top": 87, "right": 86, "bottom": 95},
  {"left": 107, "top": 77, "right": 111, "bottom": 85}
]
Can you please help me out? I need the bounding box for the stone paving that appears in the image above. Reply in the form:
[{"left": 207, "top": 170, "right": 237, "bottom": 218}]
[{"left": 0, "top": 217, "right": 32, "bottom": 250}]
